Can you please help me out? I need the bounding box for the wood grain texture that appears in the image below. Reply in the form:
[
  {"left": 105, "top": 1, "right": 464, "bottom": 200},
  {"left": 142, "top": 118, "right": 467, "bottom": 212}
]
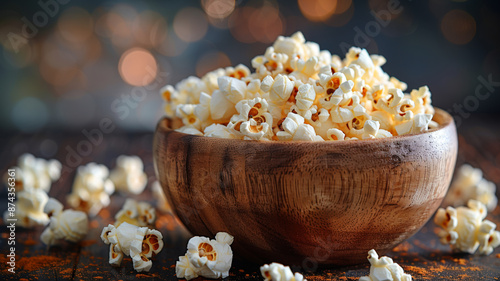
[{"left": 153, "top": 108, "right": 458, "bottom": 266}]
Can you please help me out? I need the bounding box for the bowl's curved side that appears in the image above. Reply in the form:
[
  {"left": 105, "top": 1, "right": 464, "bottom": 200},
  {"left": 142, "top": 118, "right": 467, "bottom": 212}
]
[{"left": 153, "top": 108, "right": 458, "bottom": 266}]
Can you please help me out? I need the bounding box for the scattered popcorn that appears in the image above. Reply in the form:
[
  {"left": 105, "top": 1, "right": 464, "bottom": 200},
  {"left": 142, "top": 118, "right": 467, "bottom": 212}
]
[
  {"left": 3, "top": 153, "right": 61, "bottom": 192},
  {"left": 151, "top": 181, "right": 171, "bottom": 213},
  {"left": 161, "top": 32, "right": 435, "bottom": 141},
  {"left": 444, "top": 164, "right": 498, "bottom": 211},
  {"left": 67, "top": 163, "right": 115, "bottom": 217},
  {"left": 260, "top": 262, "right": 307, "bottom": 281},
  {"left": 176, "top": 232, "right": 234, "bottom": 280},
  {"left": 434, "top": 200, "right": 500, "bottom": 255},
  {"left": 115, "top": 198, "right": 156, "bottom": 227},
  {"left": 101, "top": 222, "right": 164, "bottom": 272},
  {"left": 359, "top": 249, "right": 412, "bottom": 281},
  {"left": 3, "top": 189, "right": 50, "bottom": 228},
  {"left": 41, "top": 198, "right": 88, "bottom": 246},
  {"left": 109, "top": 155, "right": 148, "bottom": 195}
]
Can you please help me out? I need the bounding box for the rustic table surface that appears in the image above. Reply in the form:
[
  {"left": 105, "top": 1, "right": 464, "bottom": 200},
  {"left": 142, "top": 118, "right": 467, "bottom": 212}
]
[{"left": 0, "top": 115, "right": 499, "bottom": 280}]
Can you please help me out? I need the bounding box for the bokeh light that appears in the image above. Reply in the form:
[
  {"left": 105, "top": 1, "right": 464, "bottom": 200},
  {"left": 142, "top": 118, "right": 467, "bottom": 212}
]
[
  {"left": 157, "top": 29, "right": 188, "bottom": 57},
  {"left": 441, "top": 9, "right": 476, "bottom": 45},
  {"left": 229, "top": 5, "right": 284, "bottom": 44},
  {"left": 119, "top": 47, "right": 158, "bottom": 86},
  {"left": 57, "top": 7, "right": 94, "bottom": 44},
  {"left": 324, "top": 1, "right": 354, "bottom": 27},
  {"left": 298, "top": 0, "right": 337, "bottom": 22},
  {"left": 202, "top": 0, "right": 235, "bottom": 19},
  {"left": 173, "top": 7, "right": 208, "bottom": 42},
  {"left": 196, "top": 51, "right": 231, "bottom": 77},
  {"left": 133, "top": 11, "right": 168, "bottom": 48}
]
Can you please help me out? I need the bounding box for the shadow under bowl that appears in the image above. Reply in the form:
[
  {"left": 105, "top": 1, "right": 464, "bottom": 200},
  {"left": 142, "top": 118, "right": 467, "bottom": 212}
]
[{"left": 153, "top": 108, "right": 457, "bottom": 266}]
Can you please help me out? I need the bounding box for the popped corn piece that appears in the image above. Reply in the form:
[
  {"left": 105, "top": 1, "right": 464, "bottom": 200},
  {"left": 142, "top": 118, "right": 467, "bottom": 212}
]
[
  {"left": 209, "top": 77, "right": 245, "bottom": 122},
  {"left": 160, "top": 85, "right": 185, "bottom": 118},
  {"left": 151, "top": 181, "right": 171, "bottom": 213},
  {"left": 394, "top": 113, "right": 432, "bottom": 136},
  {"left": 277, "top": 112, "right": 323, "bottom": 141},
  {"left": 109, "top": 155, "right": 148, "bottom": 195},
  {"left": 261, "top": 74, "right": 295, "bottom": 105},
  {"left": 294, "top": 84, "right": 316, "bottom": 112},
  {"left": 359, "top": 249, "right": 412, "bottom": 281},
  {"left": 289, "top": 56, "right": 321, "bottom": 82},
  {"left": 326, "top": 128, "right": 345, "bottom": 141},
  {"left": 370, "top": 111, "right": 394, "bottom": 132},
  {"left": 200, "top": 68, "right": 226, "bottom": 94},
  {"left": 176, "top": 76, "right": 207, "bottom": 104},
  {"left": 101, "top": 222, "right": 164, "bottom": 272},
  {"left": 3, "top": 189, "right": 49, "bottom": 228},
  {"left": 176, "top": 126, "right": 204, "bottom": 136},
  {"left": 204, "top": 123, "right": 241, "bottom": 139},
  {"left": 410, "top": 86, "right": 434, "bottom": 115},
  {"left": 176, "top": 232, "right": 234, "bottom": 280},
  {"left": 41, "top": 198, "right": 88, "bottom": 246},
  {"left": 3, "top": 153, "right": 62, "bottom": 193},
  {"left": 228, "top": 97, "right": 274, "bottom": 140},
  {"left": 225, "top": 64, "right": 251, "bottom": 80},
  {"left": 434, "top": 200, "right": 500, "bottom": 255},
  {"left": 176, "top": 255, "right": 199, "bottom": 280},
  {"left": 393, "top": 98, "right": 415, "bottom": 122},
  {"left": 377, "top": 88, "right": 404, "bottom": 114},
  {"left": 176, "top": 104, "right": 202, "bottom": 130},
  {"left": 67, "top": 163, "right": 115, "bottom": 217},
  {"left": 273, "top": 31, "right": 307, "bottom": 62},
  {"left": 444, "top": 164, "right": 498, "bottom": 211},
  {"left": 115, "top": 198, "right": 156, "bottom": 227},
  {"left": 260, "top": 262, "right": 307, "bottom": 281}
]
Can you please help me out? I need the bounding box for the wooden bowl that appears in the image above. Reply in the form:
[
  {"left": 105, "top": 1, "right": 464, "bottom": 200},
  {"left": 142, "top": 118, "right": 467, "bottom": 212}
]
[{"left": 153, "top": 108, "right": 457, "bottom": 266}]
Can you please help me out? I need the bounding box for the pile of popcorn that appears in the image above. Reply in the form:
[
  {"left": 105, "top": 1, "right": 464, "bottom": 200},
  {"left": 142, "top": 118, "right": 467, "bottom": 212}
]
[{"left": 160, "top": 32, "right": 436, "bottom": 141}]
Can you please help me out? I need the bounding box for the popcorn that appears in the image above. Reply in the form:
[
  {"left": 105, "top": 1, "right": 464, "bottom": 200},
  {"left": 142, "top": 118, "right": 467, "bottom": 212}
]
[
  {"left": 176, "top": 232, "right": 234, "bottom": 280},
  {"left": 228, "top": 97, "right": 274, "bottom": 140},
  {"left": 176, "top": 126, "right": 204, "bottom": 136},
  {"left": 115, "top": 198, "right": 156, "bottom": 227},
  {"left": 434, "top": 200, "right": 500, "bottom": 255},
  {"left": 277, "top": 112, "right": 323, "bottom": 141},
  {"left": 209, "top": 76, "right": 248, "bottom": 123},
  {"left": 109, "top": 155, "right": 147, "bottom": 195},
  {"left": 394, "top": 113, "right": 432, "bottom": 136},
  {"left": 289, "top": 56, "right": 321, "bottom": 82},
  {"left": 41, "top": 198, "right": 88, "bottom": 246},
  {"left": 261, "top": 262, "right": 307, "bottom": 281},
  {"left": 4, "top": 153, "right": 61, "bottom": 193},
  {"left": 261, "top": 74, "right": 295, "bottom": 105},
  {"left": 3, "top": 189, "right": 49, "bottom": 228},
  {"left": 101, "top": 222, "right": 164, "bottom": 272},
  {"left": 359, "top": 249, "right": 412, "bottom": 281},
  {"left": 67, "top": 163, "right": 115, "bottom": 217},
  {"left": 160, "top": 32, "right": 435, "bottom": 141},
  {"left": 203, "top": 123, "right": 239, "bottom": 139},
  {"left": 444, "top": 164, "right": 498, "bottom": 211}
]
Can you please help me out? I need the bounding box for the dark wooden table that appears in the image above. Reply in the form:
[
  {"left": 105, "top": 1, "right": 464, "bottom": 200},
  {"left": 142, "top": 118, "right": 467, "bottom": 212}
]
[{"left": 1, "top": 115, "right": 499, "bottom": 280}]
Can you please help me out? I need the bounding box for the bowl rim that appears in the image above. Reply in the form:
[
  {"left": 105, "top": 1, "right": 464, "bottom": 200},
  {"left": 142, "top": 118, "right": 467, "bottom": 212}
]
[{"left": 156, "top": 107, "right": 454, "bottom": 145}]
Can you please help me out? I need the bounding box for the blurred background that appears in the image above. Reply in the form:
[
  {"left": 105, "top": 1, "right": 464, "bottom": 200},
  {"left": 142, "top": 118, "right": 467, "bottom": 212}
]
[{"left": 0, "top": 0, "right": 499, "bottom": 134}]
